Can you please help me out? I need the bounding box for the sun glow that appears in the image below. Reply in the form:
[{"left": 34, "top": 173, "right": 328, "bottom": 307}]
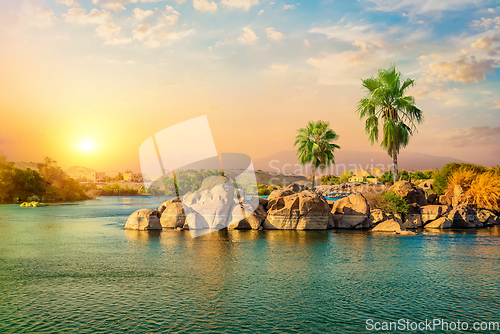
[{"left": 79, "top": 139, "right": 96, "bottom": 152}]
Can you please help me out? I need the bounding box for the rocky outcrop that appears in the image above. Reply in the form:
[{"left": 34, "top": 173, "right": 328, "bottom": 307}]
[
  {"left": 388, "top": 181, "right": 427, "bottom": 206},
  {"left": 403, "top": 214, "right": 423, "bottom": 229},
  {"left": 228, "top": 198, "right": 267, "bottom": 230},
  {"left": 159, "top": 197, "right": 186, "bottom": 229},
  {"left": 421, "top": 205, "right": 446, "bottom": 224},
  {"left": 125, "top": 209, "right": 162, "bottom": 230},
  {"left": 447, "top": 205, "right": 482, "bottom": 228},
  {"left": 331, "top": 194, "right": 370, "bottom": 229},
  {"left": 263, "top": 190, "right": 330, "bottom": 230},
  {"left": 425, "top": 217, "right": 453, "bottom": 229},
  {"left": 477, "top": 209, "right": 500, "bottom": 226},
  {"left": 372, "top": 219, "right": 404, "bottom": 232}
]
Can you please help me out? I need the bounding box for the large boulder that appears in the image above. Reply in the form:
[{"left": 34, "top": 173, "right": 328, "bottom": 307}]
[
  {"left": 425, "top": 217, "right": 453, "bottom": 229},
  {"left": 331, "top": 194, "right": 370, "bottom": 229},
  {"left": 125, "top": 209, "right": 162, "bottom": 230},
  {"left": 388, "top": 181, "right": 427, "bottom": 206},
  {"left": 403, "top": 214, "right": 423, "bottom": 229},
  {"left": 447, "top": 205, "right": 482, "bottom": 228},
  {"left": 228, "top": 197, "right": 267, "bottom": 230},
  {"left": 159, "top": 197, "right": 186, "bottom": 229},
  {"left": 263, "top": 190, "right": 330, "bottom": 230},
  {"left": 372, "top": 219, "right": 405, "bottom": 232},
  {"left": 421, "top": 205, "right": 448, "bottom": 224},
  {"left": 182, "top": 181, "right": 236, "bottom": 230},
  {"left": 367, "top": 209, "right": 390, "bottom": 226},
  {"left": 477, "top": 209, "right": 500, "bottom": 226}
]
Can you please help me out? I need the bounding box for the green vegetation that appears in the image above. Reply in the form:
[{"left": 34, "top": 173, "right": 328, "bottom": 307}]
[
  {"left": 0, "top": 155, "right": 89, "bottom": 202},
  {"left": 340, "top": 170, "right": 354, "bottom": 183},
  {"left": 379, "top": 171, "right": 394, "bottom": 184},
  {"left": 398, "top": 170, "right": 411, "bottom": 181},
  {"left": 294, "top": 120, "right": 340, "bottom": 188},
  {"left": 162, "top": 169, "right": 223, "bottom": 196},
  {"left": 258, "top": 184, "right": 279, "bottom": 196},
  {"left": 98, "top": 184, "right": 139, "bottom": 196},
  {"left": 356, "top": 65, "right": 423, "bottom": 183},
  {"left": 321, "top": 175, "right": 340, "bottom": 185},
  {"left": 380, "top": 192, "right": 410, "bottom": 216}
]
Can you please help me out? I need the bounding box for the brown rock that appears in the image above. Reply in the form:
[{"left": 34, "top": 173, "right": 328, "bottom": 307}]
[
  {"left": 159, "top": 198, "right": 186, "bottom": 229},
  {"left": 388, "top": 181, "right": 427, "bottom": 206},
  {"left": 426, "top": 193, "right": 437, "bottom": 205},
  {"left": 447, "top": 205, "right": 482, "bottom": 228},
  {"left": 125, "top": 209, "right": 162, "bottom": 230},
  {"left": 263, "top": 190, "right": 330, "bottom": 230},
  {"left": 425, "top": 217, "right": 453, "bottom": 229},
  {"left": 228, "top": 200, "right": 267, "bottom": 230},
  {"left": 331, "top": 194, "right": 370, "bottom": 229},
  {"left": 421, "top": 205, "right": 443, "bottom": 224},
  {"left": 402, "top": 214, "right": 423, "bottom": 229},
  {"left": 477, "top": 209, "right": 500, "bottom": 226},
  {"left": 372, "top": 219, "right": 404, "bottom": 232}
]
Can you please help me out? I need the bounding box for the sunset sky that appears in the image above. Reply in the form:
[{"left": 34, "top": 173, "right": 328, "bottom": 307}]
[{"left": 0, "top": 0, "right": 499, "bottom": 172}]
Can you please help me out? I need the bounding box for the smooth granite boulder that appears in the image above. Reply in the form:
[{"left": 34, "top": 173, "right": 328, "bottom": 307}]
[
  {"left": 228, "top": 198, "right": 267, "bottom": 230},
  {"left": 425, "top": 217, "right": 453, "bottom": 229},
  {"left": 125, "top": 209, "right": 162, "bottom": 230},
  {"left": 421, "top": 205, "right": 444, "bottom": 224},
  {"left": 264, "top": 190, "right": 330, "bottom": 230},
  {"left": 372, "top": 219, "right": 405, "bottom": 232},
  {"left": 159, "top": 197, "right": 186, "bottom": 229},
  {"left": 331, "top": 193, "right": 371, "bottom": 229}
]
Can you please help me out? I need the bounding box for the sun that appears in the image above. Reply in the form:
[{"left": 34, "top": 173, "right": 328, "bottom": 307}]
[{"left": 79, "top": 139, "right": 95, "bottom": 152}]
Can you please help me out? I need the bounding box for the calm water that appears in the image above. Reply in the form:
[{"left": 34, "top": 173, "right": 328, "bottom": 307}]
[{"left": 1, "top": 197, "right": 500, "bottom": 333}]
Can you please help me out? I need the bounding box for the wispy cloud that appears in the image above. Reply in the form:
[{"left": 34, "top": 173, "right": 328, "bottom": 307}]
[
  {"left": 220, "top": 0, "right": 259, "bottom": 11},
  {"left": 266, "top": 27, "right": 284, "bottom": 40}
]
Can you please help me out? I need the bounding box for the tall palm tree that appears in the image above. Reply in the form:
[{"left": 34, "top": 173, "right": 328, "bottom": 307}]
[
  {"left": 294, "top": 120, "right": 340, "bottom": 188},
  {"left": 356, "top": 64, "right": 423, "bottom": 183}
]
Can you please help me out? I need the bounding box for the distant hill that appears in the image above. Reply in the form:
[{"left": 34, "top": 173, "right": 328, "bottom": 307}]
[
  {"left": 253, "top": 150, "right": 468, "bottom": 175},
  {"left": 65, "top": 166, "right": 96, "bottom": 179}
]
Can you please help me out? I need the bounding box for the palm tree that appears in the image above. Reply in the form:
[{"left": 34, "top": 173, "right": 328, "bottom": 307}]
[
  {"left": 294, "top": 120, "right": 340, "bottom": 188},
  {"left": 356, "top": 64, "right": 423, "bottom": 183}
]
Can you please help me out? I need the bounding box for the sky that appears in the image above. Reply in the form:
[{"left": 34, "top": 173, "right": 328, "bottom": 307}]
[{"left": 0, "top": 0, "right": 499, "bottom": 172}]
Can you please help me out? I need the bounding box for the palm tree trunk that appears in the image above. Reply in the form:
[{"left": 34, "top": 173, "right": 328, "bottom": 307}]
[
  {"left": 311, "top": 164, "right": 316, "bottom": 190},
  {"left": 393, "top": 152, "right": 399, "bottom": 183}
]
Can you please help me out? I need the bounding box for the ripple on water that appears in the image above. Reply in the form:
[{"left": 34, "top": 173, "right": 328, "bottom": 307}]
[{"left": 1, "top": 197, "right": 500, "bottom": 333}]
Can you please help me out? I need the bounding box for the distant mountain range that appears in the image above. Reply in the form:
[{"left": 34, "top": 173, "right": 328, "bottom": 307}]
[
  {"left": 252, "top": 150, "right": 468, "bottom": 174},
  {"left": 13, "top": 150, "right": 466, "bottom": 181}
]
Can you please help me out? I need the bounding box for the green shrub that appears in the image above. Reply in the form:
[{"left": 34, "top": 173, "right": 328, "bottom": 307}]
[
  {"left": 380, "top": 192, "right": 409, "bottom": 216},
  {"left": 321, "top": 175, "right": 340, "bottom": 185},
  {"left": 379, "top": 171, "right": 394, "bottom": 184}
]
